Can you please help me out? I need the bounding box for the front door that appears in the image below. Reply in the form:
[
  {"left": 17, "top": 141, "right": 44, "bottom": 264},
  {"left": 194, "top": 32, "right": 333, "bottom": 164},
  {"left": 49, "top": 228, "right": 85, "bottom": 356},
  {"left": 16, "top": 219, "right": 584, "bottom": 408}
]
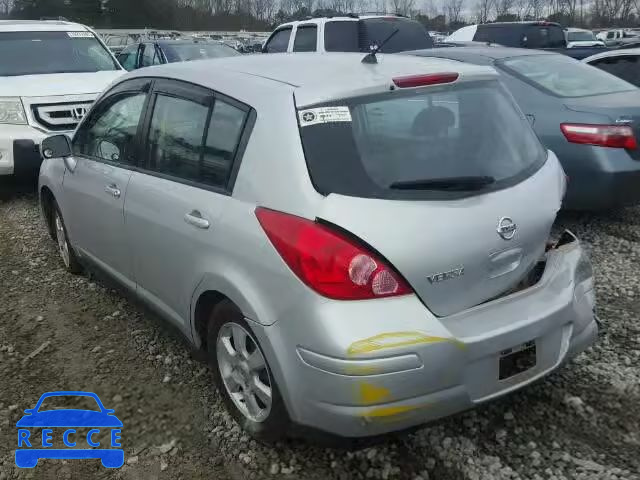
[{"left": 62, "top": 80, "right": 150, "bottom": 285}]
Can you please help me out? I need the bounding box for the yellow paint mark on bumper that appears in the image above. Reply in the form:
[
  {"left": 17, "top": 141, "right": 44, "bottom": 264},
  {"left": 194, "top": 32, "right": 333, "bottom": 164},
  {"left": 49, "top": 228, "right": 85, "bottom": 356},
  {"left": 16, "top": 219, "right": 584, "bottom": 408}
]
[
  {"left": 347, "top": 331, "right": 465, "bottom": 356},
  {"left": 343, "top": 365, "right": 382, "bottom": 376},
  {"left": 358, "top": 382, "right": 390, "bottom": 404},
  {"left": 361, "top": 403, "right": 430, "bottom": 424}
]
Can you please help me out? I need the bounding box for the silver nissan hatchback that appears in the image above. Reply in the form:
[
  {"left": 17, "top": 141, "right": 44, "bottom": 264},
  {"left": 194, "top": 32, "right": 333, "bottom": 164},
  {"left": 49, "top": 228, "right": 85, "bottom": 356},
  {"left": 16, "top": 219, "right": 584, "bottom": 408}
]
[{"left": 38, "top": 53, "right": 598, "bottom": 440}]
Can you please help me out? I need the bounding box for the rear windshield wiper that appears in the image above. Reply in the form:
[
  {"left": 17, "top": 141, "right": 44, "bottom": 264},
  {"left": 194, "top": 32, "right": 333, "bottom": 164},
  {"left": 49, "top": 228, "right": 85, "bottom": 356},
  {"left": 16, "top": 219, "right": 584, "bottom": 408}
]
[{"left": 389, "top": 175, "right": 496, "bottom": 191}]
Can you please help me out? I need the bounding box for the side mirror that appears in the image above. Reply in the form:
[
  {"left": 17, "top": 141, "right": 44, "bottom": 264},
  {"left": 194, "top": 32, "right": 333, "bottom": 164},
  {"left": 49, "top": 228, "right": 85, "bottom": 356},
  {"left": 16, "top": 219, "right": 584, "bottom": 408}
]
[
  {"left": 23, "top": 408, "right": 35, "bottom": 415},
  {"left": 41, "top": 134, "right": 72, "bottom": 160}
]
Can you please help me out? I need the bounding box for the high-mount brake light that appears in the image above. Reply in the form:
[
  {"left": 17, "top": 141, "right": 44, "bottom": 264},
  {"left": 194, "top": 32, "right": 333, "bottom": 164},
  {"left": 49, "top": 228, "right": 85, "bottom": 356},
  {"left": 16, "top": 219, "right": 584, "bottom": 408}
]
[
  {"left": 255, "top": 208, "right": 413, "bottom": 300},
  {"left": 560, "top": 123, "right": 637, "bottom": 150},
  {"left": 392, "top": 72, "right": 459, "bottom": 88}
]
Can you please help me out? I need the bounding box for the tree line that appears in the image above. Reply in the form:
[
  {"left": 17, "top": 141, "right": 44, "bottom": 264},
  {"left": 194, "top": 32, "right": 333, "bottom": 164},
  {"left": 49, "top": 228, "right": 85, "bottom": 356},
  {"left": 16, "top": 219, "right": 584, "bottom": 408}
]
[{"left": 2, "top": 0, "right": 638, "bottom": 31}]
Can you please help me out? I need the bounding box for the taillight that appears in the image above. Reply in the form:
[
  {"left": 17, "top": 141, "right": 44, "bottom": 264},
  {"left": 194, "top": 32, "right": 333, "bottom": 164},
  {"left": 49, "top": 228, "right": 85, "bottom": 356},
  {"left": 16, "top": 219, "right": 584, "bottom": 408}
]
[
  {"left": 392, "top": 72, "right": 459, "bottom": 88},
  {"left": 255, "top": 207, "right": 412, "bottom": 300},
  {"left": 560, "top": 123, "right": 637, "bottom": 150}
]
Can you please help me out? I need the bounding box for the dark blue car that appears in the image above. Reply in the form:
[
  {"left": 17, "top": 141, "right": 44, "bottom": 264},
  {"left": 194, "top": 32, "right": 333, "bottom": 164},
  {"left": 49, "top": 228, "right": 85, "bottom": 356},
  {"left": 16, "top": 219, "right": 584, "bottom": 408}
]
[{"left": 16, "top": 391, "right": 123, "bottom": 468}]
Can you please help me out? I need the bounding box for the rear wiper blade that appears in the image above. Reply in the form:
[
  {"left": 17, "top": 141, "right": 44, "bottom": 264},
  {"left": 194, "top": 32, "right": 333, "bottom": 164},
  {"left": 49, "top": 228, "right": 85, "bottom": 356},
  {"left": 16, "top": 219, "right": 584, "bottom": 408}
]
[{"left": 389, "top": 175, "right": 496, "bottom": 191}]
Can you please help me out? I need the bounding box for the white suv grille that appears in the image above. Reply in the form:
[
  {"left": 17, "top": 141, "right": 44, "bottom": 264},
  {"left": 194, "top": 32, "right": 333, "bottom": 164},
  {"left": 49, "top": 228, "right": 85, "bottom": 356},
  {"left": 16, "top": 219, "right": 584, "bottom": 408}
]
[{"left": 31, "top": 102, "right": 93, "bottom": 132}]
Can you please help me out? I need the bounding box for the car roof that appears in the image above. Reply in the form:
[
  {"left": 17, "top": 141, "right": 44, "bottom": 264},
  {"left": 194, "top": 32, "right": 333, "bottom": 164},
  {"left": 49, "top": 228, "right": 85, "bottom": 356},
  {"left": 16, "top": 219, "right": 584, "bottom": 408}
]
[
  {"left": 411, "top": 45, "right": 557, "bottom": 60},
  {"left": 276, "top": 15, "right": 414, "bottom": 29},
  {"left": 480, "top": 21, "right": 562, "bottom": 27},
  {"left": 583, "top": 47, "right": 640, "bottom": 62},
  {"left": 126, "top": 52, "right": 497, "bottom": 107},
  {"left": 0, "top": 20, "right": 89, "bottom": 32}
]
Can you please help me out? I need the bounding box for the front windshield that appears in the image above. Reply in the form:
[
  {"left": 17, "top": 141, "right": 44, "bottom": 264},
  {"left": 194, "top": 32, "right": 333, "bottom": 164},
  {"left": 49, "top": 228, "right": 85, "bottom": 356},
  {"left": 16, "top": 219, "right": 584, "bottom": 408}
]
[
  {"left": 169, "top": 43, "right": 240, "bottom": 62},
  {"left": 500, "top": 54, "right": 636, "bottom": 97},
  {"left": 0, "top": 31, "right": 119, "bottom": 76},
  {"left": 568, "top": 31, "right": 596, "bottom": 41}
]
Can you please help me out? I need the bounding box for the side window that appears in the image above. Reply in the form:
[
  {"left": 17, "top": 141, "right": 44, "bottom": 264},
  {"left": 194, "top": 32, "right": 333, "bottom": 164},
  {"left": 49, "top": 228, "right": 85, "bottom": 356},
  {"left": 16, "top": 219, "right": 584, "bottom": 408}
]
[
  {"left": 474, "top": 25, "right": 490, "bottom": 42},
  {"left": 118, "top": 47, "right": 137, "bottom": 70},
  {"left": 293, "top": 25, "right": 317, "bottom": 52},
  {"left": 264, "top": 28, "right": 291, "bottom": 53},
  {"left": 73, "top": 93, "right": 146, "bottom": 165},
  {"left": 607, "top": 32, "right": 615, "bottom": 39},
  {"left": 146, "top": 92, "right": 249, "bottom": 189},
  {"left": 147, "top": 95, "right": 209, "bottom": 182},
  {"left": 141, "top": 44, "right": 156, "bottom": 67},
  {"left": 203, "top": 100, "right": 247, "bottom": 187},
  {"left": 547, "top": 27, "right": 566, "bottom": 48},
  {"left": 324, "top": 21, "right": 359, "bottom": 52}
]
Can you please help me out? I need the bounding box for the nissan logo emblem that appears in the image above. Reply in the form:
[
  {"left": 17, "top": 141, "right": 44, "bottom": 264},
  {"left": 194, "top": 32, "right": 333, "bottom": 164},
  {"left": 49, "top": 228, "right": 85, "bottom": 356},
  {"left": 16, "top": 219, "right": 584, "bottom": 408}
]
[{"left": 497, "top": 217, "right": 517, "bottom": 240}]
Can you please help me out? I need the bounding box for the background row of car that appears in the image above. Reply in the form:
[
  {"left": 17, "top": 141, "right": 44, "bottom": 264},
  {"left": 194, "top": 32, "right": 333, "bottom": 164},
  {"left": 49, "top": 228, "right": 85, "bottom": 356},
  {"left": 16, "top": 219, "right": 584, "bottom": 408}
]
[{"left": 2, "top": 17, "right": 640, "bottom": 212}]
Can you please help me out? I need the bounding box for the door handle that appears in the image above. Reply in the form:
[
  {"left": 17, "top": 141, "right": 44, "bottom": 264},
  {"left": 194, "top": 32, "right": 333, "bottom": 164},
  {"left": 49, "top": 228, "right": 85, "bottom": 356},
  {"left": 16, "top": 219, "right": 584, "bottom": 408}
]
[
  {"left": 105, "top": 184, "right": 121, "bottom": 198},
  {"left": 184, "top": 210, "right": 210, "bottom": 229}
]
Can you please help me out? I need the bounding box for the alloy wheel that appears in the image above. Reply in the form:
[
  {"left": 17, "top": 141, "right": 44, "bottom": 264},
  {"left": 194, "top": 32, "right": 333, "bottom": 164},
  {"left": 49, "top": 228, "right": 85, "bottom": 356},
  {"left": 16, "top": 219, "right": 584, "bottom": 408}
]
[
  {"left": 54, "top": 212, "right": 71, "bottom": 269},
  {"left": 216, "top": 322, "right": 272, "bottom": 422}
]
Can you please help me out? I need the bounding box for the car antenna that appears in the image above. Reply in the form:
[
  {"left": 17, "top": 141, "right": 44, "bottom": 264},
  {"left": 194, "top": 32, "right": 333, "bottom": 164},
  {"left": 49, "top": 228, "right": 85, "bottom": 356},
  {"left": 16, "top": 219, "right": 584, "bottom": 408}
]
[{"left": 362, "top": 28, "right": 400, "bottom": 64}]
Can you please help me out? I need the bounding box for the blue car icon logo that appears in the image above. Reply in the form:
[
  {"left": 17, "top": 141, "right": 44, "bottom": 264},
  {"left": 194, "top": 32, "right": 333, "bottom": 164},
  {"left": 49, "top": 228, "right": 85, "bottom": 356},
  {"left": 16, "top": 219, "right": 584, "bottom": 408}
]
[{"left": 15, "top": 391, "right": 123, "bottom": 468}]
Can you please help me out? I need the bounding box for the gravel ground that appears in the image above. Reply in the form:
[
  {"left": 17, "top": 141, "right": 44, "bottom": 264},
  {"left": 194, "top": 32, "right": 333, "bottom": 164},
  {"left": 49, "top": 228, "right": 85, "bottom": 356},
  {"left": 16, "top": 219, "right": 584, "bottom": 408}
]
[{"left": 0, "top": 178, "right": 639, "bottom": 480}]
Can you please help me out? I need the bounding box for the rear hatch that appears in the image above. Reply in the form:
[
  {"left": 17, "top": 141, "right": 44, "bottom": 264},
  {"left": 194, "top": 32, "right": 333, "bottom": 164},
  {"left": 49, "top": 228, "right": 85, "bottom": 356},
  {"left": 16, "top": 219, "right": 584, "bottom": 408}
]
[
  {"left": 297, "top": 76, "right": 562, "bottom": 317},
  {"left": 565, "top": 90, "right": 640, "bottom": 160}
]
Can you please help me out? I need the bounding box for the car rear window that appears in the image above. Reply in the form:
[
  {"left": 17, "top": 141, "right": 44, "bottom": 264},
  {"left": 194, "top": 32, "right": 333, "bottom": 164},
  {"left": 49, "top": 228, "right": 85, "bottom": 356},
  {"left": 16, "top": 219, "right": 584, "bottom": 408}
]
[
  {"left": 474, "top": 25, "right": 522, "bottom": 46},
  {"left": 324, "top": 18, "right": 433, "bottom": 53},
  {"left": 297, "top": 79, "right": 546, "bottom": 200},
  {"left": 500, "top": 54, "right": 636, "bottom": 97},
  {"left": 525, "top": 25, "right": 565, "bottom": 48},
  {"left": 360, "top": 18, "right": 433, "bottom": 52}
]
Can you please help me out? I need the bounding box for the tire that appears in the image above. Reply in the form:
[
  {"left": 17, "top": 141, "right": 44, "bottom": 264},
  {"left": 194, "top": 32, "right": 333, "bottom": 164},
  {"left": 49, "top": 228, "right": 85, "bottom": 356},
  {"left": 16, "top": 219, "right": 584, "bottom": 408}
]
[
  {"left": 53, "top": 203, "right": 83, "bottom": 274},
  {"left": 207, "top": 300, "right": 290, "bottom": 441}
]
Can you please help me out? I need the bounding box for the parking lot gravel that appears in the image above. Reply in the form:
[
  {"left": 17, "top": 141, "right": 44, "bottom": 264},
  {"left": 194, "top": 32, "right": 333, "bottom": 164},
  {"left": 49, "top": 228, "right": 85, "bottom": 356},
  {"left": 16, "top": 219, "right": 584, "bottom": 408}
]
[{"left": 0, "top": 179, "right": 639, "bottom": 480}]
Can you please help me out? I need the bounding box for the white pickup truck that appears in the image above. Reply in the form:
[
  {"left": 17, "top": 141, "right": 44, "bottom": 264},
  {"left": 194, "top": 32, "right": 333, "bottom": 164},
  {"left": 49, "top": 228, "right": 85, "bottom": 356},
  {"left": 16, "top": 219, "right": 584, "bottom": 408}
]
[
  {"left": 0, "top": 20, "right": 124, "bottom": 177},
  {"left": 596, "top": 29, "right": 640, "bottom": 47}
]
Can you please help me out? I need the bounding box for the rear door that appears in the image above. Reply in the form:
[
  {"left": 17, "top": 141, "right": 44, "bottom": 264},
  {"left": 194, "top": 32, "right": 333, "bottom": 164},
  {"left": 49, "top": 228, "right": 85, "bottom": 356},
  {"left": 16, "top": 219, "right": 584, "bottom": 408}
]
[
  {"left": 125, "top": 79, "right": 253, "bottom": 328},
  {"left": 63, "top": 78, "right": 150, "bottom": 286}
]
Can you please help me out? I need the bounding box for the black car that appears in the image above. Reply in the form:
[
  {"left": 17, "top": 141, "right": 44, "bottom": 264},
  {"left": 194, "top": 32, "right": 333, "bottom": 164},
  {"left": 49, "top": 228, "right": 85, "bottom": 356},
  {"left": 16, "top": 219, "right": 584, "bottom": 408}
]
[
  {"left": 446, "top": 21, "right": 613, "bottom": 60},
  {"left": 447, "top": 22, "right": 567, "bottom": 48},
  {"left": 117, "top": 39, "right": 240, "bottom": 71}
]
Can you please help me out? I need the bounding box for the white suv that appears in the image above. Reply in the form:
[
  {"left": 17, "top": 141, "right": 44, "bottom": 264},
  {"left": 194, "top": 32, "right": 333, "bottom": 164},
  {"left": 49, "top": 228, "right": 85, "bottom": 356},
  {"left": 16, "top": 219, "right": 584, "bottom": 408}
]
[
  {"left": 0, "top": 20, "right": 124, "bottom": 177},
  {"left": 263, "top": 14, "right": 433, "bottom": 54}
]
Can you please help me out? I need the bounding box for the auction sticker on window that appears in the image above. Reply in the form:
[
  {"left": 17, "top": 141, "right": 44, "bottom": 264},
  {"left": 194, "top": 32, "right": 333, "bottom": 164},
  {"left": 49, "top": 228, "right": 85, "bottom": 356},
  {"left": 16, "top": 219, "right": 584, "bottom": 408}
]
[
  {"left": 66, "top": 32, "right": 94, "bottom": 38},
  {"left": 298, "top": 107, "right": 352, "bottom": 127}
]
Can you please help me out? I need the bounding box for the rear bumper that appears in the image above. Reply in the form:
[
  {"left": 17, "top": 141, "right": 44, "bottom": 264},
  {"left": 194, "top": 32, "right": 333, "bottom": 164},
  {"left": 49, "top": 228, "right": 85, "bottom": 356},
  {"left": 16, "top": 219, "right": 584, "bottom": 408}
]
[
  {"left": 560, "top": 146, "right": 640, "bottom": 210},
  {"left": 0, "top": 125, "right": 48, "bottom": 176},
  {"left": 250, "top": 235, "right": 597, "bottom": 438}
]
